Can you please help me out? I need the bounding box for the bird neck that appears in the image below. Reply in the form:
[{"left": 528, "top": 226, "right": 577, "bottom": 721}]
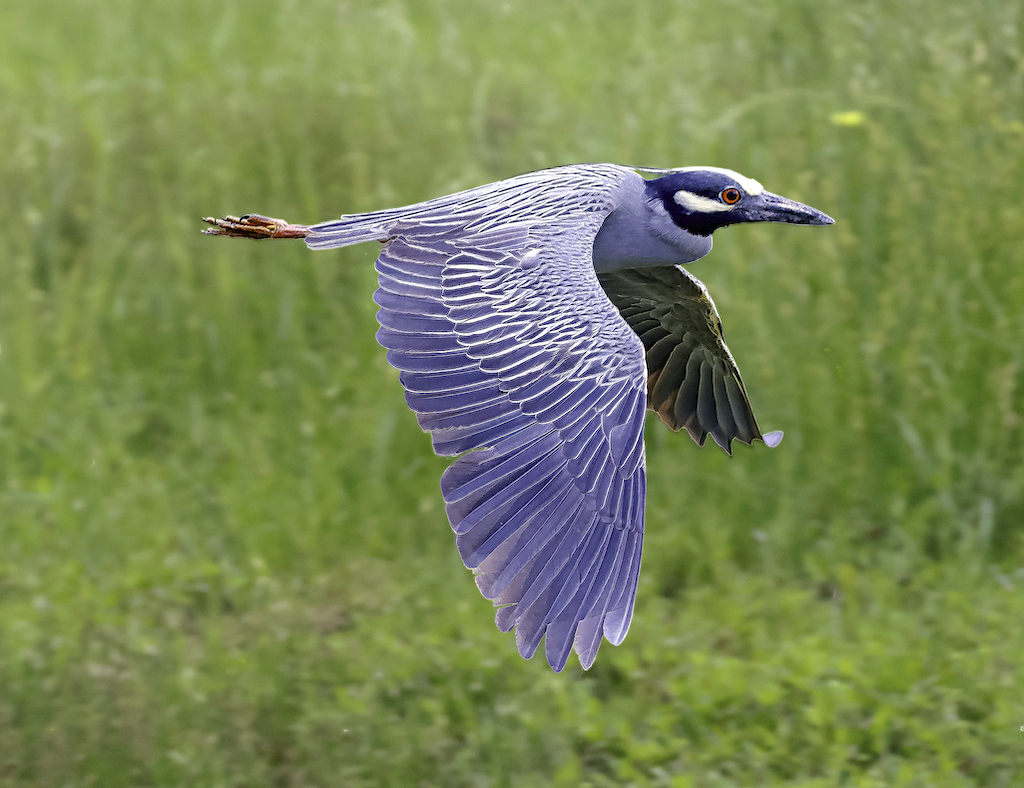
[{"left": 592, "top": 176, "right": 713, "bottom": 272}]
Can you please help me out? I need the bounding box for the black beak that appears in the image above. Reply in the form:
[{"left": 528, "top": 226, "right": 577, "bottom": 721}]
[{"left": 750, "top": 191, "right": 834, "bottom": 226}]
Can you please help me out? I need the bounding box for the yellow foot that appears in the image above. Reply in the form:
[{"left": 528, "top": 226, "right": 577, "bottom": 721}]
[{"left": 201, "top": 214, "right": 310, "bottom": 239}]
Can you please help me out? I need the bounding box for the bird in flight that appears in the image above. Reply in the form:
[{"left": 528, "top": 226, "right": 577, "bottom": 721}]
[{"left": 203, "top": 164, "right": 833, "bottom": 671}]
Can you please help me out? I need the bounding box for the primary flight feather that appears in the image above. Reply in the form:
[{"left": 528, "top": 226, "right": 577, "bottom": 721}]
[{"left": 203, "top": 163, "right": 833, "bottom": 671}]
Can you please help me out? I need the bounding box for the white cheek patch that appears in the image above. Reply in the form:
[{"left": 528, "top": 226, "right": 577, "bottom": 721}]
[{"left": 673, "top": 189, "right": 735, "bottom": 214}]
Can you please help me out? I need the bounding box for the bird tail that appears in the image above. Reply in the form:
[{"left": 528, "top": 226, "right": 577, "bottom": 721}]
[{"left": 305, "top": 211, "right": 402, "bottom": 250}]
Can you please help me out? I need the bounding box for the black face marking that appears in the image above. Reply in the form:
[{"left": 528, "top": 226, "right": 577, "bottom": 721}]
[{"left": 645, "top": 171, "right": 752, "bottom": 236}]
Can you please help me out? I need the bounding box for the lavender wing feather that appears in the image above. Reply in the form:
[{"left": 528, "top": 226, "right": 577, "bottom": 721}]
[
  {"left": 597, "top": 265, "right": 781, "bottom": 453},
  {"left": 308, "top": 165, "right": 649, "bottom": 671}
]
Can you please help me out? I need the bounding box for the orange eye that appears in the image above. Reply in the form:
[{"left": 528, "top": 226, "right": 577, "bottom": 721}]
[{"left": 720, "top": 187, "right": 742, "bottom": 205}]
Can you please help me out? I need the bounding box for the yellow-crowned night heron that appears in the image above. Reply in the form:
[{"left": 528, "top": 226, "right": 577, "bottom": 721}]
[{"left": 203, "top": 164, "right": 834, "bottom": 671}]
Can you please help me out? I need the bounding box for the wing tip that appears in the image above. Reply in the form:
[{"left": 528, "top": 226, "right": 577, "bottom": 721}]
[{"left": 762, "top": 430, "right": 784, "bottom": 448}]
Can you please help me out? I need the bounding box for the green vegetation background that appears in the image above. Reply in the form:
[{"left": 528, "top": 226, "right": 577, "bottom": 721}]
[{"left": 1, "top": 1, "right": 1022, "bottom": 785}]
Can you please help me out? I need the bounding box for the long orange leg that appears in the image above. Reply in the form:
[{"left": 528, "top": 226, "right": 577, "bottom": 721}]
[{"left": 202, "top": 214, "right": 310, "bottom": 240}]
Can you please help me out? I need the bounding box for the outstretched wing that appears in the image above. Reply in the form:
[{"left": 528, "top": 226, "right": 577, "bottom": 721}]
[
  {"left": 598, "top": 265, "right": 782, "bottom": 453},
  {"left": 319, "top": 165, "right": 649, "bottom": 671}
]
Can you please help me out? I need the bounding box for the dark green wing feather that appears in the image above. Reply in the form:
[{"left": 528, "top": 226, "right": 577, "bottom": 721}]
[{"left": 597, "top": 265, "right": 781, "bottom": 454}]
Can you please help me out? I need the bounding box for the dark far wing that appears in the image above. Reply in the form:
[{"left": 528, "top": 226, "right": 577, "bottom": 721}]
[{"left": 597, "top": 265, "right": 782, "bottom": 454}]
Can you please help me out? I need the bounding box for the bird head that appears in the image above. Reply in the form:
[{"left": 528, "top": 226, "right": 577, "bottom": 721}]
[{"left": 644, "top": 167, "right": 834, "bottom": 237}]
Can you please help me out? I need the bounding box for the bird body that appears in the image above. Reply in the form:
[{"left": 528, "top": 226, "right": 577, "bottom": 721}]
[{"left": 203, "top": 163, "right": 833, "bottom": 671}]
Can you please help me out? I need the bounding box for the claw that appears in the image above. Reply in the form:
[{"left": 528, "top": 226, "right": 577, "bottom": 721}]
[{"left": 202, "top": 214, "right": 310, "bottom": 239}]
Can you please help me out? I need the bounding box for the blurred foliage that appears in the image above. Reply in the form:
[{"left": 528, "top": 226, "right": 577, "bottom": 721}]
[{"left": 1, "top": 0, "right": 1022, "bottom": 785}]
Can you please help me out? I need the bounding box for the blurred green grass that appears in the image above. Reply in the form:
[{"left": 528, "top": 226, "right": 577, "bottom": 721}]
[{"left": 1, "top": 0, "right": 1023, "bottom": 785}]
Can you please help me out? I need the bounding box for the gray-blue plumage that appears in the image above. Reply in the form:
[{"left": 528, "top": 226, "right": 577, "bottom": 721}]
[{"left": 203, "top": 163, "right": 833, "bottom": 671}]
